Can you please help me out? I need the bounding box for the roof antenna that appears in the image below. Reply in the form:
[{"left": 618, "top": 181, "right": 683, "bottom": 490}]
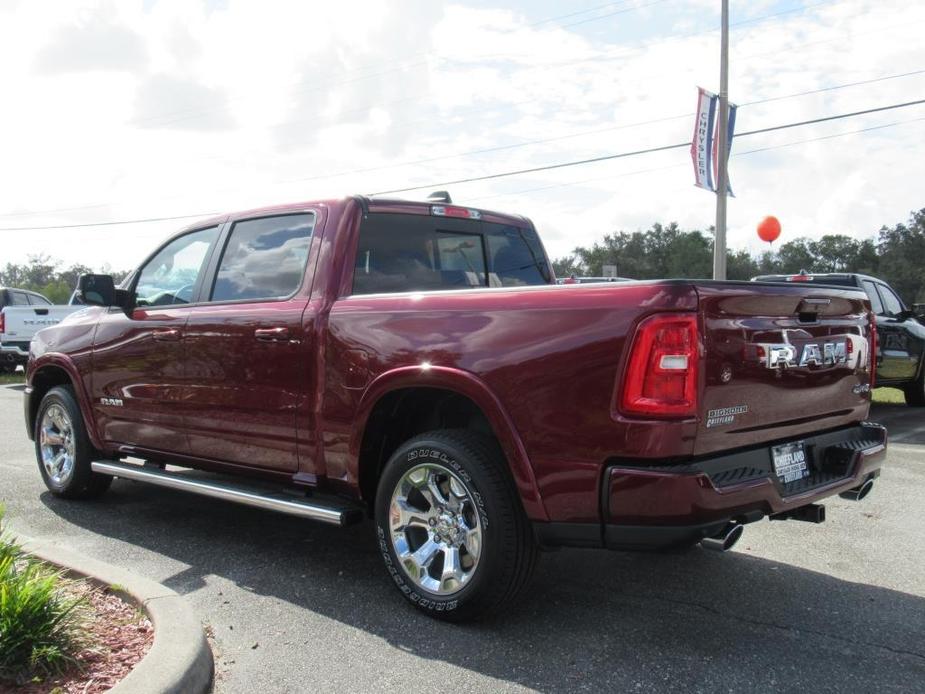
[{"left": 427, "top": 190, "right": 452, "bottom": 204}]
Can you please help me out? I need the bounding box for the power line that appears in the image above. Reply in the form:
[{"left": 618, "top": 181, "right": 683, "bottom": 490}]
[
  {"left": 5, "top": 1, "right": 905, "bottom": 222},
  {"left": 738, "top": 68, "right": 925, "bottom": 107},
  {"left": 469, "top": 116, "right": 925, "bottom": 202},
  {"left": 4, "top": 63, "right": 920, "bottom": 224},
  {"left": 3, "top": 98, "right": 922, "bottom": 232},
  {"left": 123, "top": 0, "right": 834, "bottom": 131},
  {"left": 5, "top": 60, "right": 920, "bottom": 223},
  {"left": 0, "top": 213, "right": 219, "bottom": 233},
  {"left": 368, "top": 98, "right": 925, "bottom": 195},
  {"left": 557, "top": 0, "right": 670, "bottom": 30},
  {"left": 274, "top": 68, "right": 925, "bottom": 187},
  {"left": 517, "top": 0, "right": 842, "bottom": 74},
  {"left": 148, "top": 0, "right": 856, "bottom": 148},
  {"left": 526, "top": 0, "right": 639, "bottom": 27},
  {"left": 129, "top": 0, "right": 668, "bottom": 130}
]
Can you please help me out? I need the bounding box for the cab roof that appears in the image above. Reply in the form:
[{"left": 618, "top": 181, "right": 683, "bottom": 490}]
[{"left": 179, "top": 195, "right": 530, "bottom": 234}]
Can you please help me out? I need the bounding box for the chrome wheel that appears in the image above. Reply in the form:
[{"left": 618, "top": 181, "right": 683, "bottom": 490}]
[
  {"left": 40, "top": 404, "right": 76, "bottom": 487},
  {"left": 389, "top": 463, "right": 482, "bottom": 596}
]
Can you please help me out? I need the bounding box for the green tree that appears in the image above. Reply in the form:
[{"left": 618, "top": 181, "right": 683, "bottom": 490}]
[
  {"left": 727, "top": 250, "right": 760, "bottom": 280},
  {"left": 807, "top": 235, "right": 862, "bottom": 273},
  {"left": 551, "top": 255, "right": 581, "bottom": 279},
  {"left": 877, "top": 209, "right": 925, "bottom": 303},
  {"left": 776, "top": 238, "right": 815, "bottom": 274},
  {"left": 544, "top": 210, "right": 922, "bottom": 294},
  {"left": 0, "top": 257, "right": 128, "bottom": 303}
]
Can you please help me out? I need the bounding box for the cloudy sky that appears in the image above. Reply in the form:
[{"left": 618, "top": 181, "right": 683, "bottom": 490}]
[{"left": 1, "top": 0, "right": 924, "bottom": 273}]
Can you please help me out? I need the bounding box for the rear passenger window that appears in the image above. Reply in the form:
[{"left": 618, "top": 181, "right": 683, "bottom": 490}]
[
  {"left": 877, "top": 284, "right": 904, "bottom": 317},
  {"left": 27, "top": 293, "right": 51, "bottom": 306},
  {"left": 211, "top": 213, "right": 315, "bottom": 302},
  {"left": 11, "top": 291, "right": 29, "bottom": 305},
  {"left": 485, "top": 223, "right": 551, "bottom": 287},
  {"left": 352, "top": 213, "right": 550, "bottom": 295},
  {"left": 861, "top": 280, "right": 883, "bottom": 315}
]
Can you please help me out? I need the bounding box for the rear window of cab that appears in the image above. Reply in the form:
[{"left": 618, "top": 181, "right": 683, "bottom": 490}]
[{"left": 352, "top": 213, "right": 551, "bottom": 295}]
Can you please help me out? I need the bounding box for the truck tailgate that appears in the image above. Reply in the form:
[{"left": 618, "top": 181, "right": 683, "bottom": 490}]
[
  {"left": 1, "top": 305, "right": 84, "bottom": 347},
  {"left": 694, "top": 282, "right": 873, "bottom": 456}
]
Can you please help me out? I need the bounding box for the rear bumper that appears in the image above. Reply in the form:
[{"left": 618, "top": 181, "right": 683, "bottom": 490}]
[
  {"left": 534, "top": 422, "right": 887, "bottom": 550},
  {"left": 1, "top": 343, "right": 29, "bottom": 363}
]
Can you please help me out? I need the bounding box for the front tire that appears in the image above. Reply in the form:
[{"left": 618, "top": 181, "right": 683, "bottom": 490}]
[
  {"left": 35, "top": 386, "right": 112, "bottom": 499},
  {"left": 374, "top": 429, "right": 538, "bottom": 621}
]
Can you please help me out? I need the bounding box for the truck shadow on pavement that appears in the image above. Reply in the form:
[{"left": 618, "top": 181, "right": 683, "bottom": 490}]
[{"left": 42, "top": 483, "right": 925, "bottom": 693}]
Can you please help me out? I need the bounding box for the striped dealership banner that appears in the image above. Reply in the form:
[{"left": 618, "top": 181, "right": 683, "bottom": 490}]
[
  {"left": 691, "top": 87, "right": 737, "bottom": 194},
  {"left": 691, "top": 87, "right": 717, "bottom": 191},
  {"left": 712, "top": 100, "right": 738, "bottom": 196}
]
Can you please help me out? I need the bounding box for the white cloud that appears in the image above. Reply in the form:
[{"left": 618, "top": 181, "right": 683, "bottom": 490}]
[{"left": 0, "top": 0, "right": 923, "bottom": 275}]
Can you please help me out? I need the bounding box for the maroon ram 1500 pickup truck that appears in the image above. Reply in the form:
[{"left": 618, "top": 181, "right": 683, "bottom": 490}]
[{"left": 25, "top": 196, "right": 886, "bottom": 620}]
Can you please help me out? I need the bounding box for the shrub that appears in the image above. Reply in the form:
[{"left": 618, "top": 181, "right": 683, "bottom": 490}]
[{"left": 0, "top": 507, "right": 88, "bottom": 684}]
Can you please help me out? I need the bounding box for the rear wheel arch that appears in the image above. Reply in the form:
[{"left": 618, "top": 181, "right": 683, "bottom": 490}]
[{"left": 354, "top": 369, "right": 547, "bottom": 521}]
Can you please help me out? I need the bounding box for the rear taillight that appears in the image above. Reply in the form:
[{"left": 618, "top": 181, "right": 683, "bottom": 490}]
[
  {"left": 869, "top": 316, "right": 877, "bottom": 389},
  {"left": 0, "top": 312, "right": 4, "bottom": 334},
  {"left": 620, "top": 313, "right": 699, "bottom": 418}
]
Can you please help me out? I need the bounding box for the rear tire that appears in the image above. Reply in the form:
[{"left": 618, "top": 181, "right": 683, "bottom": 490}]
[
  {"left": 904, "top": 370, "right": 925, "bottom": 406},
  {"left": 34, "top": 386, "right": 112, "bottom": 499},
  {"left": 374, "top": 429, "right": 538, "bottom": 621}
]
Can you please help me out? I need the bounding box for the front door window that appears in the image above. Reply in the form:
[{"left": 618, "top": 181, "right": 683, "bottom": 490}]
[{"left": 135, "top": 226, "right": 218, "bottom": 306}]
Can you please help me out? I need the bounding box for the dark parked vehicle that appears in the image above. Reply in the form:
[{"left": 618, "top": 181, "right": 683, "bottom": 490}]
[
  {"left": 25, "top": 197, "right": 885, "bottom": 620},
  {"left": 753, "top": 272, "right": 925, "bottom": 405}
]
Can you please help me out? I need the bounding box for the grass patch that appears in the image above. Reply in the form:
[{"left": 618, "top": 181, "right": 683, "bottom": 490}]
[
  {"left": 0, "top": 371, "right": 25, "bottom": 385},
  {"left": 0, "top": 507, "right": 89, "bottom": 686},
  {"left": 872, "top": 387, "right": 905, "bottom": 405}
]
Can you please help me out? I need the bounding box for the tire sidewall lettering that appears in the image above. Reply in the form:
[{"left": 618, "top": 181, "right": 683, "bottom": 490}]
[{"left": 378, "top": 442, "right": 494, "bottom": 613}]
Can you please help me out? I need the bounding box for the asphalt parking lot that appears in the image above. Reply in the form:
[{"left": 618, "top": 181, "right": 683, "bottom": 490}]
[{"left": 1, "top": 383, "right": 923, "bottom": 693}]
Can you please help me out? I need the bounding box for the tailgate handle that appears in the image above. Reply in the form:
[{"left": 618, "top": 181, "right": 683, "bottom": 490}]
[
  {"left": 797, "top": 297, "right": 831, "bottom": 321},
  {"left": 797, "top": 298, "right": 831, "bottom": 310}
]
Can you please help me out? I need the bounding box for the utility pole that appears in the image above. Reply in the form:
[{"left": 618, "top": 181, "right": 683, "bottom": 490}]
[{"left": 712, "top": 0, "right": 730, "bottom": 280}]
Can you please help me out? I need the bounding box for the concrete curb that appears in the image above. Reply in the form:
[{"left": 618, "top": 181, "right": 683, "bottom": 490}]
[{"left": 20, "top": 537, "right": 213, "bottom": 694}]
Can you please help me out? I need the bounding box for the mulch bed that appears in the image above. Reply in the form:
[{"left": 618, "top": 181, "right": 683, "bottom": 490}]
[{"left": 1, "top": 584, "right": 153, "bottom": 694}]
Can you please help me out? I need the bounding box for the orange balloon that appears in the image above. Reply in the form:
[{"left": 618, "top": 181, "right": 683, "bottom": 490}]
[{"left": 757, "top": 215, "right": 781, "bottom": 243}]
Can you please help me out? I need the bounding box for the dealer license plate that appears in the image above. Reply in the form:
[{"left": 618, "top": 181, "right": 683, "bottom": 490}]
[{"left": 771, "top": 441, "right": 809, "bottom": 483}]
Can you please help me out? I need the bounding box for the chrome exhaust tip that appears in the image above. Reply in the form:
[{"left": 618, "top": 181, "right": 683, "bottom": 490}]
[
  {"left": 700, "top": 522, "right": 744, "bottom": 552},
  {"left": 839, "top": 478, "right": 874, "bottom": 501}
]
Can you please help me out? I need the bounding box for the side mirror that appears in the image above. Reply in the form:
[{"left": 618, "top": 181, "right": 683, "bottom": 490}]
[{"left": 77, "top": 274, "right": 116, "bottom": 307}]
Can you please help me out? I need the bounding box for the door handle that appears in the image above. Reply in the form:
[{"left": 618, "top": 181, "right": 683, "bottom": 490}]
[
  {"left": 153, "top": 328, "right": 181, "bottom": 342},
  {"left": 255, "top": 327, "right": 291, "bottom": 342}
]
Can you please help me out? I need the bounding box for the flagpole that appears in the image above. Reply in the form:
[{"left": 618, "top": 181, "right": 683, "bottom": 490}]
[{"left": 712, "top": 0, "right": 729, "bottom": 280}]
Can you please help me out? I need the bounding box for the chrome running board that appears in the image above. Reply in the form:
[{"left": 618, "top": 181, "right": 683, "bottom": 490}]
[{"left": 91, "top": 460, "right": 362, "bottom": 526}]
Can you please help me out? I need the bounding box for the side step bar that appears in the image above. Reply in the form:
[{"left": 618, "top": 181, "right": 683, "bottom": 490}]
[{"left": 91, "top": 461, "right": 363, "bottom": 526}]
